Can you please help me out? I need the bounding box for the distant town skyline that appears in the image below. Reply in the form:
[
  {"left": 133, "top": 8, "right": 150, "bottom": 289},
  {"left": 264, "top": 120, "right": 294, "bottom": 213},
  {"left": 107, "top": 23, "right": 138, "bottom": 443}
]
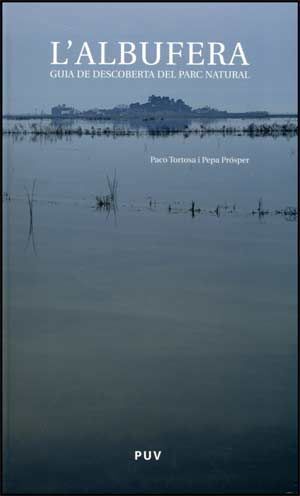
[
  {"left": 3, "top": 3, "right": 298, "bottom": 114},
  {"left": 5, "top": 95, "right": 297, "bottom": 119}
]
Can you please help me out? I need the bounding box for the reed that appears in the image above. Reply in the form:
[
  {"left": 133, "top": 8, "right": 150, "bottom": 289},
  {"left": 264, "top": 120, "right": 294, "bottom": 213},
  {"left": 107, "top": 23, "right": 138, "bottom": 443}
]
[
  {"left": 96, "top": 170, "right": 118, "bottom": 210},
  {"left": 24, "top": 179, "right": 37, "bottom": 254},
  {"left": 106, "top": 169, "right": 118, "bottom": 204},
  {"left": 24, "top": 179, "right": 36, "bottom": 224}
]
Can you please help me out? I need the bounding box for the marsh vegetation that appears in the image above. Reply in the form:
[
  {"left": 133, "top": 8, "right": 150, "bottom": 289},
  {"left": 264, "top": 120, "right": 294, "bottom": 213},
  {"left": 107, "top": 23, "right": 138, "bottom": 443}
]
[{"left": 3, "top": 121, "right": 298, "bottom": 138}]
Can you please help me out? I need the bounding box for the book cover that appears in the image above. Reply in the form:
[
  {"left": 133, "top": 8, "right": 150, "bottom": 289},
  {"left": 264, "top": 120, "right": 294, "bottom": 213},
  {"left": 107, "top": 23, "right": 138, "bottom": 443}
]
[{"left": 2, "top": 2, "right": 298, "bottom": 494}]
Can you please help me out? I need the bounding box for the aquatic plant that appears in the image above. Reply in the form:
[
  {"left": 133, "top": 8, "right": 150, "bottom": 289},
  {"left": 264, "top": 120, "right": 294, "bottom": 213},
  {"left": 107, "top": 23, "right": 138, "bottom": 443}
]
[
  {"left": 24, "top": 179, "right": 37, "bottom": 254},
  {"left": 96, "top": 169, "right": 118, "bottom": 210},
  {"left": 106, "top": 169, "right": 118, "bottom": 204},
  {"left": 24, "top": 179, "right": 36, "bottom": 224}
]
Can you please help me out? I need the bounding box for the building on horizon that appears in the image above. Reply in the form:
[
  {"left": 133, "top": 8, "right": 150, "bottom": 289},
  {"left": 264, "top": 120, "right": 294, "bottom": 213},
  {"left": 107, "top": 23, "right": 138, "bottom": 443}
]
[{"left": 51, "top": 104, "right": 76, "bottom": 118}]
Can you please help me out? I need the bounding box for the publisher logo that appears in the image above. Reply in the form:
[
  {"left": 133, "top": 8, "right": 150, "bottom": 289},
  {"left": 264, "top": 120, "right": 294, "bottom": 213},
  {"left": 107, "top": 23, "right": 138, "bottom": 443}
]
[{"left": 134, "top": 450, "right": 162, "bottom": 461}]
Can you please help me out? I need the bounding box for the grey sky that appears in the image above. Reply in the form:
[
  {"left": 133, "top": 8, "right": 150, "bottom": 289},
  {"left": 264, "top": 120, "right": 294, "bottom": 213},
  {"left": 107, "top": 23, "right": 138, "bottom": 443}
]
[{"left": 3, "top": 2, "right": 298, "bottom": 113}]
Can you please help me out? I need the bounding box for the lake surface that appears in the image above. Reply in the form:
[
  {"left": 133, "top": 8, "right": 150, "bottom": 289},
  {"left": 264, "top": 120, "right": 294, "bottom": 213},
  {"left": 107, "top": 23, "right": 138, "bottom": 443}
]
[{"left": 3, "top": 126, "right": 298, "bottom": 494}]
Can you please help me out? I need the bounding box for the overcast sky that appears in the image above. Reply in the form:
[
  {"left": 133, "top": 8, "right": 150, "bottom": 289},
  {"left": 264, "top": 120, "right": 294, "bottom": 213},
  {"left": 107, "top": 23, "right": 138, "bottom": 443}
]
[{"left": 3, "top": 2, "right": 298, "bottom": 113}]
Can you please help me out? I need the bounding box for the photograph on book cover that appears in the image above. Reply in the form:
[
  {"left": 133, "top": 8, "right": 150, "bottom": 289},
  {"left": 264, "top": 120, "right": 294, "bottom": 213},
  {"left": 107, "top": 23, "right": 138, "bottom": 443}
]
[{"left": 2, "top": 1, "right": 298, "bottom": 495}]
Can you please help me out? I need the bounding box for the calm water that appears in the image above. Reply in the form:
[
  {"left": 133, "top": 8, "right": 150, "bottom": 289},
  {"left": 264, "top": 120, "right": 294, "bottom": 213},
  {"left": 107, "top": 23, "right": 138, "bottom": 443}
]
[{"left": 3, "top": 128, "right": 298, "bottom": 494}]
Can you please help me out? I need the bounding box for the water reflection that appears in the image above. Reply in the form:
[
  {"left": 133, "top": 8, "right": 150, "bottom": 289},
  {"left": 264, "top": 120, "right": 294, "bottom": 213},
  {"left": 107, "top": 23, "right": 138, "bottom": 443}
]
[{"left": 3, "top": 116, "right": 298, "bottom": 142}]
